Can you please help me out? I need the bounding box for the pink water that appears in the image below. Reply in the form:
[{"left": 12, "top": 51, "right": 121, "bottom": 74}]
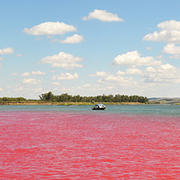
[{"left": 0, "top": 111, "right": 179, "bottom": 179}]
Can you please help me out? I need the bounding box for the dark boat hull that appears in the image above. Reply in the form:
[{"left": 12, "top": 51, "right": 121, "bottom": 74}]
[{"left": 92, "top": 107, "right": 106, "bottom": 110}]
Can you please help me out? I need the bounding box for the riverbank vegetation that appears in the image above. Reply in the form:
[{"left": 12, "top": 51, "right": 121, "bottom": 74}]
[
  {"left": 0, "top": 92, "right": 149, "bottom": 105},
  {"left": 39, "top": 92, "right": 148, "bottom": 103}
]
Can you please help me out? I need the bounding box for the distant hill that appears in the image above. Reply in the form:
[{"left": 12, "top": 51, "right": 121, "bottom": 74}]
[{"left": 148, "top": 97, "right": 180, "bottom": 104}]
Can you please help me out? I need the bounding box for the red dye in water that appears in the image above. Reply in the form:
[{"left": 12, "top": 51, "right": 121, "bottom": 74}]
[{"left": 0, "top": 111, "right": 179, "bottom": 179}]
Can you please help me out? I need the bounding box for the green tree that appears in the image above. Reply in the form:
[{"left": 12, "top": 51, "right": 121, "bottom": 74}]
[{"left": 39, "top": 91, "right": 54, "bottom": 101}]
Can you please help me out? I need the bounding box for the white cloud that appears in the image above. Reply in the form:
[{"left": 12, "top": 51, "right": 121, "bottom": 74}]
[
  {"left": 90, "top": 70, "right": 138, "bottom": 85},
  {"left": 32, "top": 71, "right": 46, "bottom": 75},
  {"left": 0, "top": 88, "right": 3, "bottom": 91},
  {"left": 22, "top": 71, "right": 45, "bottom": 77},
  {"left": 22, "top": 72, "right": 30, "bottom": 77},
  {"left": 126, "top": 68, "right": 142, "bottom": 75},
  {"left": 24, "top": 21, "right": 77, "bottom": 36},
  {"left": 83, "top": 9, "right": 124, "bottom": 22},
  {"left": 113, "top": 51, "right": 161, "bottom": 67},
  {"left": 163, "top": 43, "right": 180, "bottom": 55},
  {"left": 169, "top": 54, "right": 180, "bottom": 59},
  {"left": 102, "top": 74, "right": 130, "bottom": 83},
  {"left": 90, "top": 71, "right": 133, "bottom": 85},
  {"left": 89, "top": 71, "right": 108, "bottom": 77},
  {"left": 143, "top": 20, "right": 180, "bottom": 43},
  {"left": 0, "top": 57, "right": 3, "bottom": 61},
  {"left": 158, "top": 20, "right": 180, "bottom": 31},
  {"left": 0, "top": 48, "right": 14, "bottom": 55},
  {"left": 116, "top": 70, "right": 125, "bottom": 75},
  {"left": 91, "top": 54, "right": 180, "bottom": 86},
  {"left": 23, "top": 78, "right": 40, "bottom": 84},
  {"left": 60, "top": 34, "right": 84, "bottom": 44},
  {"left": 143, "top": 64, "right": 180, "bottom": 83},
  {"left": 53, "top": 72, "right": 78, "bottom": 80},
  {"left": 40, "top": 52, "right": 83, "bottom": 69}
]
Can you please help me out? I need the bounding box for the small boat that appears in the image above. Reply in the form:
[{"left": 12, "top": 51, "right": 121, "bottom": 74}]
[{"left": 92, "top": 104, "right": 106, "bottom": 110}]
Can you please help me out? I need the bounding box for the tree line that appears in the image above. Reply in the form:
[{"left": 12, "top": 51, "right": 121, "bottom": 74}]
[
  {"left": 0, "top": 92, "right": 149, "bottom": 103},
  {"left": 39, "top": 92, "right": 149, "bottom": 103},
  {"left": 0, "top": 97, "right": 27, "bottom": 103}
]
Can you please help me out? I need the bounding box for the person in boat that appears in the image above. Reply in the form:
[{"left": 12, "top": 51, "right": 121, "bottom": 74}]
[{"left": 92, "top": 104, "right": 106, "bottom": 110}]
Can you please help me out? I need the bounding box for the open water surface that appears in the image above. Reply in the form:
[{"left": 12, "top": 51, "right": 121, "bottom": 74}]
[
  {"left": 0, "top": 105, "right": 179, "bottom": 179},
  {"left": 0, "top": 104, "right": 180, "bottom": 116}
]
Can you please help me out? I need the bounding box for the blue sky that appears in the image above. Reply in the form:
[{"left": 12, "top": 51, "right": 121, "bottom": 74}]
[{"left": 0, "top": 0, "right": 180, "bottom": 98}]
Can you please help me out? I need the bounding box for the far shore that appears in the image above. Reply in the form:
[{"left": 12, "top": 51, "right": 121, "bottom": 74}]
[{"left": 0, "top": 101, "right": 146, "bottom": 106}]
